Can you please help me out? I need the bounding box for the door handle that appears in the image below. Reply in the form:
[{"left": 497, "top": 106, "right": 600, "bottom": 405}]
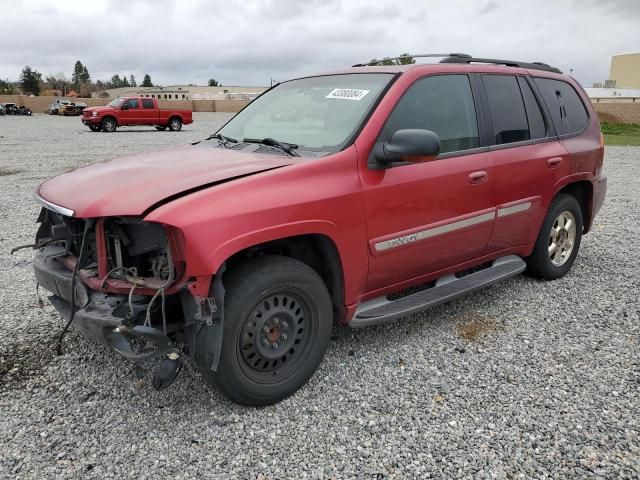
[
  {"left": 547, "top": 157, "right": 563, "bottom": 169},
  {"left": 468, "top": 171, "right": 488, "bottom": 185}
]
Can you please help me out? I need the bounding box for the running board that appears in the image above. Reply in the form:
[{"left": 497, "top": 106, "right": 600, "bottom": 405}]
[{"left": 350, "top": 255, "right": 526, "bottom": 328}]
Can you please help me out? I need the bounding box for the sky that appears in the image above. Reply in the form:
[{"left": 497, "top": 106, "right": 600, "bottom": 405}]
[{"left": 0, "top": 0, "right": 638, "bottom": 88}]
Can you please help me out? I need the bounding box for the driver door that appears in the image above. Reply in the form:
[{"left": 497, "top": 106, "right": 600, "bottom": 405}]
[
  {"left": 120, "top": 98, "right": 140, "bottom": 125},
  {"left": 360, "top": 74, "right": 495, "bottom": 292}
]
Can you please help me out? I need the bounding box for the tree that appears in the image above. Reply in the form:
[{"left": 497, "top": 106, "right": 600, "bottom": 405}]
[
  {"left": 20, "top": 66, "right": 42, "bottom": 95},
  {"left": 0, "top": 79, "right": 14, "bottom": 95},
  {"left": 397, "top": 53, "right": 416, "bottom": 65},
  {"left": 121, "top": 75, "right": 130, "bottom": 88},
  {"left": 72, "top": 61, "right": 84, "bottom": 86},
  {"left": 129, "top": 75, "right": 137, "bottom": 87},
  {"left": 208, "top": 78, "right": 220, "bottom": 87},
  {"left": 80, "top": 65, "right": 90, "bottom": 83},
  {"left": 111, "top": 74, "right": 122, "bottom": 88},
  {"left": 45, "top": 73, "right": 70, "bottom": 95},
  {"left": 141, "top": 74, "right": 153, "bottom": 87}
]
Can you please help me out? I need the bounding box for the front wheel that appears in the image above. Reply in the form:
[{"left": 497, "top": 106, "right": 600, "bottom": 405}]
[
  {"left": 100, "top": 117, "right": 117, "bottom": 132},
  {"left": 526, "top": 193, "right": 583, "bottom": 280},
  {"left": 168, "top": 117, "right": 182, "bottom": 131},
  {"left": 195, "top": 256, "right": 333, "bottom": 406}
]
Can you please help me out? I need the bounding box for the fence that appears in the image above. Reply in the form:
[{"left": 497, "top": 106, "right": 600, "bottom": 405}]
[{"left": 0, "top": 95, "right": 250, "bottom": 113}]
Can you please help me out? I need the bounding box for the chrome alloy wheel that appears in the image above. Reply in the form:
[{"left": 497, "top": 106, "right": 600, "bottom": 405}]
[{"left": 548, "top": 210, "right": 577, "bottom": 266}]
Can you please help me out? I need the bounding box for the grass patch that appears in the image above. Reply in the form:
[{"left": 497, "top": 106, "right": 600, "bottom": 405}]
[{"left": 601, "top": 122, "right": 640, "bottom": 146}]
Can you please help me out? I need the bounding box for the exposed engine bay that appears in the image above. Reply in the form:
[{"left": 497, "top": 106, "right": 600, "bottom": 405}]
[{"left": 31, "top": 208, "right": 189, "bottom": 389}]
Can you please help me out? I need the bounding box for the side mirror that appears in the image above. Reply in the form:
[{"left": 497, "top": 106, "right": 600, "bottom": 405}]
[
  {"left": 371, "top": 129, "right": 441, "bottom": 169},
  {"left": 121, "top": 104, "right": 130, "bottom": 110}
]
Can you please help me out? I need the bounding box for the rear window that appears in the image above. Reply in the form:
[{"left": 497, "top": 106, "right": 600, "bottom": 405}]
[
  {"left": 482, "top": 75, "right": 530, "bottom": 144},
  {"left": 142, "top": 99, "right": 154, "bottom": 109},
  {"left": 532, "top": 78, "right": 589, "bottom": 135}
]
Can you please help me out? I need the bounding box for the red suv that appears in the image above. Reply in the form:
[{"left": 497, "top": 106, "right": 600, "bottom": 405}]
[{"left": 31, "top": 54, "right": 606, "bottom": 405}]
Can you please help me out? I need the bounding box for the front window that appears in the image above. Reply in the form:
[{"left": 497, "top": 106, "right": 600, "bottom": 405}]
[
  {"left": 108, "top": 97, "right": 125, "bottom": 108},
  {"left": 217, "top": 73, "right": 394, "bottom": 155}
]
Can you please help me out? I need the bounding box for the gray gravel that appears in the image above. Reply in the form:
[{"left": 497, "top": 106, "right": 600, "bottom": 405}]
[{"left": 1, "top": 114, "right": 639, "bottom": 479}]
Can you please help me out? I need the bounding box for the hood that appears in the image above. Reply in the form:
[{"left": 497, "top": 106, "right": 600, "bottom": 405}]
[
  {"left": 83, "top": 105, "right": 115, "bottom": 113},
  {"left": 37, "top": 145, "right": 300, "bottom": 218}
]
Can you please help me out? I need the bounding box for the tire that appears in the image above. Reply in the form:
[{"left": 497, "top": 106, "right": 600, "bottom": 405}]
[
  {"left": 168, "top": 117, "right": 182, "bottom": 131},
  {"left": 195, "top": 256, "right": 333, "bottom": 406},
  {"left": 101, "top": 117, "right": 117, "bottom": 132},
  {"left": 526, "top": 193, "right": 583, "bottom": 280},
  {"left": 155, "top": 126, "right": 167, "bottom": 131},
  {"left": 88, "top": 125, "right": 100, "bottom": 132}
]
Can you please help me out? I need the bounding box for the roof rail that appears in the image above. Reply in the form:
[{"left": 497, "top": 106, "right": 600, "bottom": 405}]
[
  {"left": 352, "top": 53, "right": 471, "bottom": 67},
  {"left": 352, "top": 53, "right": 562, "bottom": 74},
  {"left": 439, "top": 54, "right": 562, "bottom": 73}
]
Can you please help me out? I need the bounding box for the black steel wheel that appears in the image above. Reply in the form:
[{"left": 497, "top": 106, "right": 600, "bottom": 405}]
[
  {"left": 195, "top": 255, "right": 333, "bottom": 406},
  {"left": 238, "top": 290, "right": 313, "bottom": 380}
]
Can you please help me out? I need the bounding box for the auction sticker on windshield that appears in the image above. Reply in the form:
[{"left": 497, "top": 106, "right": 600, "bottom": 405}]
[{"left": 325, "top": 88, "right": 370, "bottom": 100}]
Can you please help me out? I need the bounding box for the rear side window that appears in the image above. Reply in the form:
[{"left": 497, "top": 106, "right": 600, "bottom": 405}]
[
  {"left": 532, "top": 78, "right": 589, "bottom": 135},
  {"left": 381, "top": 75, "right": 479, "bottom": 154},
  {"left": 482, "top": 75, "right": 529, "bottom": 144},
  {"left": 518, "top": 77, "right": 547, "bottom": 139},
  {"left": 125, "top": 98, "right": 139, "bottom": 109},
  {"left": 142, "top": 99, "right": 154, "bottom": 109}
]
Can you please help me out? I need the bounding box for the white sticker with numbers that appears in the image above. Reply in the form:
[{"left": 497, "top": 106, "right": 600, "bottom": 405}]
[{"left": 325, "top": 88, "right": 370, "bottom": 100}]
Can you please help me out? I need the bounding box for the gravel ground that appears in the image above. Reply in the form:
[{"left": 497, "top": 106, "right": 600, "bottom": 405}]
[{"left": 0, "top": 114, "right": 638, "bottom": 479}]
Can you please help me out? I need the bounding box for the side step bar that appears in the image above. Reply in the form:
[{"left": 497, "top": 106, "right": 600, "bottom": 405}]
[{"left": 350, "top": 255, "right": 526, "bottom": 328}]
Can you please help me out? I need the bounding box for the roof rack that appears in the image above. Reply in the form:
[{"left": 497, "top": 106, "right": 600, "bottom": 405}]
[
  {"left": 440, "top": 53, "right": 562, "bottom": 73},
  {"left": 352, "top": 53, "right": 469, "bottom": 67},
  {"left": 353, "top": 53, "right": 562, "bottom": 74}
]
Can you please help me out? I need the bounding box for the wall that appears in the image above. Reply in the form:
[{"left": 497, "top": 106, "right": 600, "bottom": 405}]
[
  {"left": 593, "top": 102, "right": 640, "bottom": 124},
  {"left": 0, "top": 95, "right": 250, "bottom": 113},
  {"left": 609, "top": 53, "right": 640, "bottom": 89}
]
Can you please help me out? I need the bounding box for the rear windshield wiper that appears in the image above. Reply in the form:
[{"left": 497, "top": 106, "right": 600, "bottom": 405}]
[
  {"left": 243, "top": 137, "right": 300, "bottom": 157},
  {"left": 206, "top": 133, "right": 238, "bottom": 148}
]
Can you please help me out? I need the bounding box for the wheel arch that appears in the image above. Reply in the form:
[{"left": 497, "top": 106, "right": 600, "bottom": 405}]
[
  {"left": 101, "top": 115, "right": 118, "bottom": 126},
  {"left": 221, "top": 233, "right": 346, "bottom": 322},
  {"left": 557, "top": 179, "right": 594, "bottom": 233}
]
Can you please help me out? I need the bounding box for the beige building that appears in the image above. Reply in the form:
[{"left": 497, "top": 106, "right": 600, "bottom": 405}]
[
  {"left": 101, "top": 84, "right": 267, "bottom": 101},
  {"left": 608, "top": 53, "right": 640, "bottom": 89}
]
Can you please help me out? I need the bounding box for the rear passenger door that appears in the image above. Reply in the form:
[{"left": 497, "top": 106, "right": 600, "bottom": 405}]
[
  {"left": 481, "top": 74, "right": 570, "bottom": 250},
  {"left": 140, "top": 98, "right": 157, "bottom": 125}
]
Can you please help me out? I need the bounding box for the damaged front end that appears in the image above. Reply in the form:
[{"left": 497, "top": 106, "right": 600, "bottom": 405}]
[{"left": 32, "top": 207, "right": 193, "bottom": 389}]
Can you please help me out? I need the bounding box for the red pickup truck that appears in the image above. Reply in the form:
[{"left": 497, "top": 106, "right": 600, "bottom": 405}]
[
  {"left": 82, "top": 97, "right": 193, "bottom": 132},
  {"left": 32, "top": 54, "right": 606, "bottom": 405}
]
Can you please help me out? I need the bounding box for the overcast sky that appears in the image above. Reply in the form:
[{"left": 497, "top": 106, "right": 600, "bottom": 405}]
[{"left": 1, "top": 0, "right": 638, "bottom": 88}]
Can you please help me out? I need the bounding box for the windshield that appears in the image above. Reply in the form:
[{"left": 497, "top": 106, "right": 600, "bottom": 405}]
[
  {"left": 217, "top": 74, "right": 394, "bottom": 155},
  {"left": 108, "top": 97, "right": 125, "bottom": 107}
]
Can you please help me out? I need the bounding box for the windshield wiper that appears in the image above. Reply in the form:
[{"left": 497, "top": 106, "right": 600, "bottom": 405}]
[
  {"left": 206, "top": 133, "right": 239, "bottom": 148},
  {"left": 243, "top": 137, "right": 300, "bottom": 157}
]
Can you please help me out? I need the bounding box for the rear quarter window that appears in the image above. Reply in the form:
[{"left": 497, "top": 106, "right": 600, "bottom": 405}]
[{"left": 532, "top": 78, "right": 589, "bottom": 135}]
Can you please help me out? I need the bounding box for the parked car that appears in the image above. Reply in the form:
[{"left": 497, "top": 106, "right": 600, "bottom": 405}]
[
  {"left": 17, "top": 105, "right": 32, "bottom": 116},
  {"left": 30, "top": 54, "right": 606, "bottom": 405},
  {"left": 46, "top": 99, "right": 72, "bottom": 115},
  {"left": 81, "top": 97, "right": 193, "bottom": 132},
  {"left": 0, "top": 104, "right": 5, "bottom": 116},
  {"left": 0, "top": 103, "right": 32, "bottom": 115},
  {"left": 1, "top": 103, "right": 19, "bottom": 115},
  {"left": 73, "top": 102, "right": 88, "bottom": 115}
]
